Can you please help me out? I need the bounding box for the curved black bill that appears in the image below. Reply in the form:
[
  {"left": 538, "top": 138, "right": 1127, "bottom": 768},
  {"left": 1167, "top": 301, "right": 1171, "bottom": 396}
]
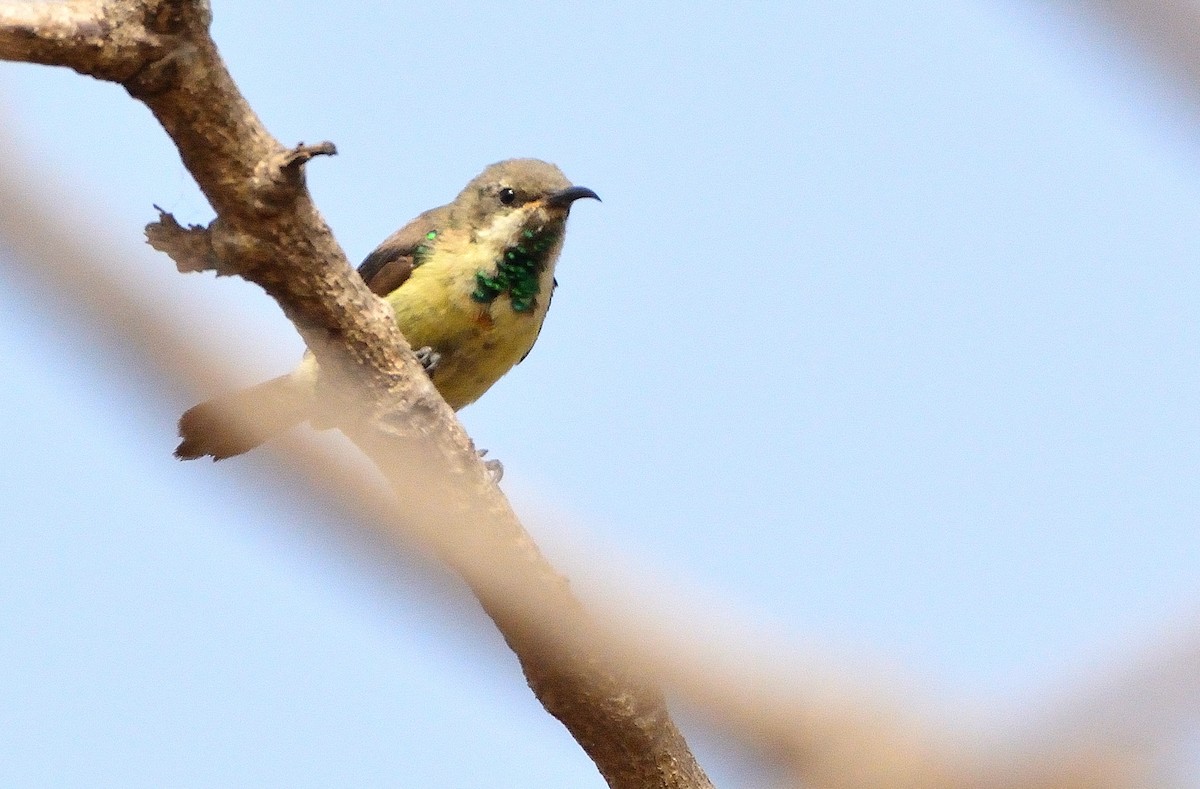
[{"left": 546, "top": 185, "right": 601, "bottom": 209}]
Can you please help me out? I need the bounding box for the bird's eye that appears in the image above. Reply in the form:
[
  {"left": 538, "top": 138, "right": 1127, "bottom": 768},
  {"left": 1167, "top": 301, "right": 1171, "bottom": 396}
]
[{"left": 498, "top": 187, "right": 517, "bottom": 205}]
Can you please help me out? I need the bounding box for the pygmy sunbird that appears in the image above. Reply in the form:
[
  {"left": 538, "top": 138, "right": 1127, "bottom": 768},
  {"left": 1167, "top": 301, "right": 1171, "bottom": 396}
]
[{"left": 175, "top": 158, "right": 599, "bottom": 460}]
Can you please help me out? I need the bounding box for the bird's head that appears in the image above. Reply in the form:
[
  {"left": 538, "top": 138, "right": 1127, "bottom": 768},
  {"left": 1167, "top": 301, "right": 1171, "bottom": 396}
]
[{"left": 449, "top": 158, "right": 599, "bottom": 246}]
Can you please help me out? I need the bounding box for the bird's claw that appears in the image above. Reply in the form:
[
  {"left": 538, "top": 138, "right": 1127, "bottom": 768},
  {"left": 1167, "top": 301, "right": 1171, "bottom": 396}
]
[
  {"left": 414, "top": 346, "right": 442, "bottom": 376},
  {"left": 477, "top": 449, "right": 504, "bottom": 483}
]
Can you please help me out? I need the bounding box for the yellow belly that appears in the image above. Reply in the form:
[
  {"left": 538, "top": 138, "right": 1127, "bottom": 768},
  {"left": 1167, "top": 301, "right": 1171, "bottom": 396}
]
[{"left": 386, "top": 249, "right": 554, "bottom": 410}]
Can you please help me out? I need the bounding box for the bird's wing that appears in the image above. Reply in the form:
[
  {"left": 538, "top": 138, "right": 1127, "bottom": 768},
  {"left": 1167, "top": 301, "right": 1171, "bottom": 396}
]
[{"left": 357, "top": 205, "right": 450, "bottom": 297}]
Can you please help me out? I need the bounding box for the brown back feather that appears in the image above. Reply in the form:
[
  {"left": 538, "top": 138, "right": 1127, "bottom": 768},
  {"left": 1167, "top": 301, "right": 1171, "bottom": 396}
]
[{"left": 356, "top": 205, "right": 450, "bottom": 296}]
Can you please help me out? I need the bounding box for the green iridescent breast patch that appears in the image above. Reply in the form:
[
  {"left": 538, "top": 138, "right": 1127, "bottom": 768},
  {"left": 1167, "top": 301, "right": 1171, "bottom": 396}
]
[{"left": 472, "top": 226, "right": 560, "bottom": 313}]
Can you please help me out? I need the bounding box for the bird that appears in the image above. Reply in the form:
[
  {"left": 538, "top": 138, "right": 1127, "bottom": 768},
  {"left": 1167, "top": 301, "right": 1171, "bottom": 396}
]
[{"left": 175, "top": 158, "right": 599, "bottom": 461}]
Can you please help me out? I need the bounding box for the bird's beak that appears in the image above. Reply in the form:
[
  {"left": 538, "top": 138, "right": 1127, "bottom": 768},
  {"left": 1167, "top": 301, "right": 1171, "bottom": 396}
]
[{"left": 545, "top": 185, "right": 601, "bottom": 209}]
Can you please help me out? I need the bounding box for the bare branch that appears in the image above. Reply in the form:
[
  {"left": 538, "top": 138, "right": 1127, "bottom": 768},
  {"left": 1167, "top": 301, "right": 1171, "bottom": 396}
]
[
  {"left": 0, "top": 0, "right": 167, "bottom": 81},
  {"left": 0, "top": 2, "right": 713, "bottom": 786},
  {"left": 145, "top": 208, "right": 221, "bottom": 273}
]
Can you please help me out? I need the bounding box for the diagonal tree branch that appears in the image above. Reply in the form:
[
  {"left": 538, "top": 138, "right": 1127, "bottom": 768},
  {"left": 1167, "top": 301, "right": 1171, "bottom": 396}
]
[{"left": 0, "top": 2, "right": 713, "bottom": 787}]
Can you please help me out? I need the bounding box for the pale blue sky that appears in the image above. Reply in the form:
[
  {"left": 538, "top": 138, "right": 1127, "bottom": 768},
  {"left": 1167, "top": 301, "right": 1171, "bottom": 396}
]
[{"left": 2, "top": 2, "right": 1200, "bottom": 785}]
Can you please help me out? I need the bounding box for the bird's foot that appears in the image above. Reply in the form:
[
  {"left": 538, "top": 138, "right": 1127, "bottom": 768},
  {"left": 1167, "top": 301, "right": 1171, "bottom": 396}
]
[
  {"left": 477, "top": 449, "right": 504, "bottom": 483},
  {"left": 414, "top": 346, "right": 442, "bottom": 376}
]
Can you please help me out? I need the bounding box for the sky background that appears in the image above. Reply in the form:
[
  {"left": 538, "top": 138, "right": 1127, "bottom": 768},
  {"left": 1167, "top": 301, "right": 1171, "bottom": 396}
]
[{"left": 2, "top": 1, "right": 1200, "bottom": 786}]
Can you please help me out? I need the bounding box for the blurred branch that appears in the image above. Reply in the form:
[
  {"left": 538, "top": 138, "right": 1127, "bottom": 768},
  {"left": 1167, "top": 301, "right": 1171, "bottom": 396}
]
[
  {"left": 0, "top": 2, "right": 711, "bottom": 787},
  {"left": 1067, "top": 0, "right": 1200, "bottom": 107},
  {"left": 1031, "top": 623, "right": 1200, "bottom": 782}
]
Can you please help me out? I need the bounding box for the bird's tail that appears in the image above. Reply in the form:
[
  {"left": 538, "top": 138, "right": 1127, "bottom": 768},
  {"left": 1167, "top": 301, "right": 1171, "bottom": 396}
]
[{"left": 175, "top": 374, "right": 312, "bottom": 460}]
